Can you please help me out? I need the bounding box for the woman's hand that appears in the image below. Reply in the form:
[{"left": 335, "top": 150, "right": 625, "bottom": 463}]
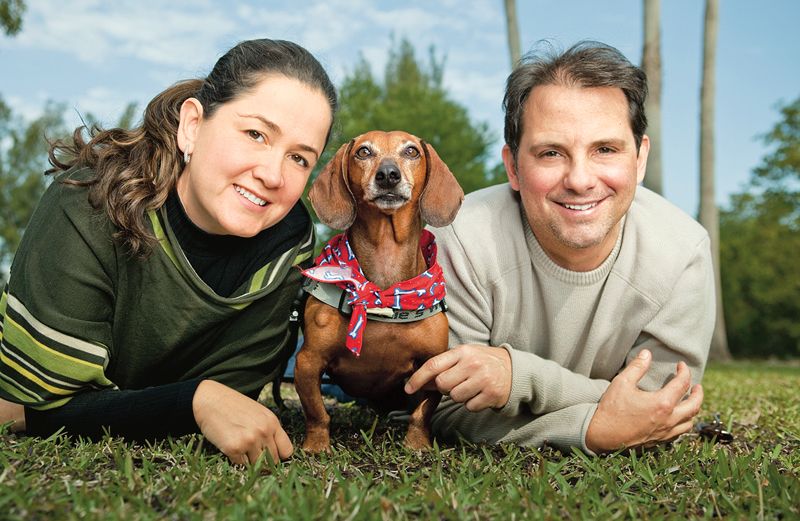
[
  {"left": 192, "top": 380, "right": 293, "bottom": 465},
  {"left": 0, "top": 397, "right": 25, "bottom": 432}
]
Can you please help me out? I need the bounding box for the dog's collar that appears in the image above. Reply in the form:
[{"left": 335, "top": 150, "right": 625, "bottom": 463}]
[
  {"left": 302, "top": 277, "right": 447, "bottom": 322},
  {"left": 301, "top": 230, "right": 447, "bottom": 356}
]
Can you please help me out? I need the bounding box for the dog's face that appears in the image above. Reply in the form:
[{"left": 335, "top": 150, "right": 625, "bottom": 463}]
[
  {"left": 310, "top": 130, "right": 464, "bottom": 230},
  {"left": 348, "top": 131, "right": 424, "bottom": 213}
]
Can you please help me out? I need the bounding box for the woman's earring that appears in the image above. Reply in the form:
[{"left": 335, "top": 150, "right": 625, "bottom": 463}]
[{"left": 183, "top": 151, "right": 191, "bottom": 164}]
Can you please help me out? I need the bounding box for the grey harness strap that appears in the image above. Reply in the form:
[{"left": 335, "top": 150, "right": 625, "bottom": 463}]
[{"left": 302, "top": 278, "right": 447, "bottom": 323}]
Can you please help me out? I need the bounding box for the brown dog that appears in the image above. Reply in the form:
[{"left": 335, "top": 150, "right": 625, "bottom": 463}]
[{"left": 295, "top": 130, "right": 464, "bottom": 452}]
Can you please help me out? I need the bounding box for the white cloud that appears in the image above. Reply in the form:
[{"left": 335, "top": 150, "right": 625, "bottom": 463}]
[
  {"left": 12, "top": 0, "right": 236, "bottom": 69},
  {"left": 71, "top": 86, "right": 140, "bottom": 126},
  {"left": 3, "top": 94, "right": 49, "bottom": 122},
  {"left": 5, "top": 0, "right": 512, "bottom": 144}
]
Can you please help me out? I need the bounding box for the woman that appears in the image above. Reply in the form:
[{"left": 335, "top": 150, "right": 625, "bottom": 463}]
[{"left": 0, "top": 38, "right": 337, "bottom": 465}]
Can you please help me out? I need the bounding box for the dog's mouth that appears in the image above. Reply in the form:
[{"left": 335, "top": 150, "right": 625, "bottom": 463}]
[{"left": 371, "top": 193, "right": 410, "bottom": 209}]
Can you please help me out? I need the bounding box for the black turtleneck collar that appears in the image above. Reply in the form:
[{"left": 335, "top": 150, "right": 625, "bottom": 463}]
[{"left": 165, "top": 191, "right": 309, "bottom": 297}]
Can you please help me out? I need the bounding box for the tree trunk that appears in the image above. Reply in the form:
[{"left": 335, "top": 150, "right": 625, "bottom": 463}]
[
  {"left": 641, "top": 0, "right": 663, "bottom": 194},
  {"left": 699, "top": 0, "right": 732, "bottom": 361},
  {"left": 503, "top": 0, "right": 521, "bottom": 69}
]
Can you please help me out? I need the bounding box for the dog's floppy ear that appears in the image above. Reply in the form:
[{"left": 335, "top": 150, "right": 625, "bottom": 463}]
[
  {"left": 309, "top": 139, "right": 356, "bottom": 230},
  {"left": 419, "top": 140, "right": 464, "bottom": 227}
]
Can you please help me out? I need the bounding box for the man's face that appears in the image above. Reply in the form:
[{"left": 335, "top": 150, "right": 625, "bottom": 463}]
[{"left": 503, "top": 84, "right": 649, "bottom": 271}]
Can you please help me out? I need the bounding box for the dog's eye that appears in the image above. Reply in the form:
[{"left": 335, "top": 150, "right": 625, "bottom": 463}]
[
  {"left": 355, "top": 146, "right": 372, "bottom": 159},
  {"left": 404, "top": 146, "right": 420, "bottom": 158}
]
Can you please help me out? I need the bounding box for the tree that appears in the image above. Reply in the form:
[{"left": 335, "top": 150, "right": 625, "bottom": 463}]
[
  {"left": 0, "top": 0, "right": 24, "bottom": 35},
  {"left": 0, "top": 100, "right": 138, "bottom": 282},
  {"left": 720, "top": 96, "right": 800, "bottom": 358},
  {"left": 322, "top": 38, "right": 502, "bottom": 197},
  {"left": 698, "top": 0, "right": 731, "bottom": 361},
  {"left": 641, "top": 0, "right": 663, "bottom": 195},
  {"left": 502, "top": 0, "right": 521, "bottom": 69},
  {"left": 0, "top": 97, "right": 67, "bottom": 280}
]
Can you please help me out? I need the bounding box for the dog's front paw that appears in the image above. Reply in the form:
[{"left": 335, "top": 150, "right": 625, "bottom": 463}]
[
  {"left": 403, "top": 429, "right": 433, "bottom": 451},
  {"left": 302, "top": 431, "right": 332, "bottom": 454}
]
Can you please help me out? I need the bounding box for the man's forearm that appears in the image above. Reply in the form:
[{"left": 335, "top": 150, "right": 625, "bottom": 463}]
[
  {"left": 433, "top": 397, "right": 599, "bottom": 454},
  {"left": 499, "top": 346, "right": 610, "bottom": 416}
]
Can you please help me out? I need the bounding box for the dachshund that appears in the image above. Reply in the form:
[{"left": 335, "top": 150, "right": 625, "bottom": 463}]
[{"left": 295, "top": 130, "right": 463, "bottom": 452}]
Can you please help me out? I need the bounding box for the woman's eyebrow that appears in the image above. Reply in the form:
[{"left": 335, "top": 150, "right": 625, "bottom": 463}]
[
  {"left": 238, "top": 113, "right": 281, "bottom": 134},
  {"left": 238, "top": 112, "right": 320, "bottom": 159}
]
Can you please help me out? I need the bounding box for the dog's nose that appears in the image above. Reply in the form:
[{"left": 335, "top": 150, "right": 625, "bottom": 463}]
[{"left": 375, "top": 160, "right": 401, "bottom": 189}]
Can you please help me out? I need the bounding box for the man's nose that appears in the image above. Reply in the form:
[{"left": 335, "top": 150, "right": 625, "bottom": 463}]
[{"left": 563, "top": 158, "right": 597, "bottom": 192}]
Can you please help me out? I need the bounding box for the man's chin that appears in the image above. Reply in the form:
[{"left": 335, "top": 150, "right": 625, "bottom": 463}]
[{"left": 550, "top": 221, "right": 608, "bottom": 247}]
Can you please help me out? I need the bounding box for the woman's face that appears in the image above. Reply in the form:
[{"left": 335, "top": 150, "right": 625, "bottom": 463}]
[{"left": 177, "top": 74, "right": 332, "bottom": 236}]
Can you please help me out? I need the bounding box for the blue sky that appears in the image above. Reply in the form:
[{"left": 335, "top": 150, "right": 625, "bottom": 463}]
[{"left": 1, "top": 0, "right": 798, "bottom": 216}]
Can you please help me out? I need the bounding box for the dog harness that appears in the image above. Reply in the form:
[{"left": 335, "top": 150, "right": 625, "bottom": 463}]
[{"left": 301, "top": 230, "right": 447, "bottom": 356}]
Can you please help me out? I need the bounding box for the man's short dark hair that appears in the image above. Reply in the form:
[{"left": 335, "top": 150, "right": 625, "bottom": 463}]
[{"left": 503, "top": 40, "right": 648, "bottom": 160}]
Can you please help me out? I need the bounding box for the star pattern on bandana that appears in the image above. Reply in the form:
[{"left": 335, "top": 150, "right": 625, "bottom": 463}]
[{"left": 302, "top": 230, "right": 446, "bottom": 356}]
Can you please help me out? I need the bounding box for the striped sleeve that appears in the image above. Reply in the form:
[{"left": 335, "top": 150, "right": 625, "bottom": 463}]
[
  {"left": 0, "top": 287, "right": 115, "bottom": 410},
  {"left": 0, "top": 179, "right": 119, "bottom": 411}
]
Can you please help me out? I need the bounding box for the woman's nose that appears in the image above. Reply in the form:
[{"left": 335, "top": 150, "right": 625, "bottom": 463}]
[{"left": 252, "top": 155, "right": 284, "bottom": 189}]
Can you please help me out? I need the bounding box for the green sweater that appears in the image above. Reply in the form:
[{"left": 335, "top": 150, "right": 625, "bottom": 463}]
[
  {"left": 430, "top": 183, "right": 714, "bottom": 453},
  {"left": 0, "top": 173, "right": 313, "bottom": 413}
]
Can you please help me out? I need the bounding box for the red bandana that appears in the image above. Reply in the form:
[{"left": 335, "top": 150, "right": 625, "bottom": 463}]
[{"left": 302, "top": 230, "right": 446, "bottom": 356}]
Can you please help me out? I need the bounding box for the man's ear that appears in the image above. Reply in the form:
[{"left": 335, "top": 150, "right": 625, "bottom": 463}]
[
  {"left": 177, "top": 98, "right": 203, "bottom": 156},
  {"left": 502, "top": 144, "right": 520, "bottom": 191},
  {"left": 636, "top": 134, "right": 651, "bottom": 184}
]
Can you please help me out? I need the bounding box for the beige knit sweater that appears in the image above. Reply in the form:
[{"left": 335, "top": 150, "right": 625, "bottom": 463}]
[{"left": 430, "top": 183, "right": 714, "bottom": 453}]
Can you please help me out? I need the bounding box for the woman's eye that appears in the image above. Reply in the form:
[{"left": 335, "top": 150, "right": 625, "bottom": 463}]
[
  {"left": 247, "top": 130, "right": 265, "bottom": 143},
  {"left": 290, "top": 154, "right": 309, "bottom": 168},
  {"left": 404, "top": 146, "right": 420, "bottom": 158},
  {"left": 355, "top": 146, "right": 371, "bottom": 159}
]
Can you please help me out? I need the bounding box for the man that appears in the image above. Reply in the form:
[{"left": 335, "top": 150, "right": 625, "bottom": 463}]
[{"left": 404, "top": 41, "right": 714, "bottom": 454}]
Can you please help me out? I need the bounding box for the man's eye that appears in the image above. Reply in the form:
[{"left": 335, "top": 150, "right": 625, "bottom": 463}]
[
  {"left": 598, "top": 146, "right": 614, "bottom": 154},
  {"left": 542, "top": 150, "right": 560, "bottom": 158},
  {"left": 247, "top": 130, "right": 265, "bottom": 143},
  {"left": 355, "top": 146, "right": 371, "bottom": 159}
]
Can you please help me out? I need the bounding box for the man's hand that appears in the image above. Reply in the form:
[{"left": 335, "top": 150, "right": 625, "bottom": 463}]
[
  {"left": 586, "top": 349, "right": 704, "bottom": 453},
  {"left": 0, "top": 398, "right": 25, "bottom": 432},
  {"left": 404, "top": 344, "right": 512, "bottom": 411},
  {"left": 192, "top": 380, "right": 293, "bottom": 465}
]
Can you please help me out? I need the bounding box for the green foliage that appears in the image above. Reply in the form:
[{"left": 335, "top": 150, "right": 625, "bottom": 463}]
[
  {"left": 753, "top": 96, "right": 800, "bottom": 190},
  {"left": 0, "top": 96, "right": 67, "bottom": 279},
  {"left": 80, "top": 102, "right": 140, "bottom": 132},
  {"left": 113, "top": 102, "right": 140, "bottom": 131},
  {"left": 0, "top": 0, "right": 25, "bottom": 36},
  {"left": 1, "top": 363, "right": 798, "bottom": 519},
  {"left": 720, "top": 96, "right": 800, "bottom": 358},
  {"left": 0, "top": 100, "right": 139, "bottom": 282},
  {"left": 322, "top": 38, "right": 504, "bottom": 197}
]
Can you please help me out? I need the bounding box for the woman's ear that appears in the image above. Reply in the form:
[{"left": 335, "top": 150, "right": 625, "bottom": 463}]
[{"left": 177, "top": 98, "right": 204, "bottom": 156}]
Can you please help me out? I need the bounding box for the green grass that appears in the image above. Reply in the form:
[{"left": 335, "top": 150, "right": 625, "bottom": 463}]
[{"left": 1, "top": 362, "right": 798, "bottom": 520}]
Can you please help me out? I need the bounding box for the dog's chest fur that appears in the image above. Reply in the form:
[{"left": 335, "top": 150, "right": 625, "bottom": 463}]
[{"left": 304, "top": 299, "right": 448, "bottom": 402}]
